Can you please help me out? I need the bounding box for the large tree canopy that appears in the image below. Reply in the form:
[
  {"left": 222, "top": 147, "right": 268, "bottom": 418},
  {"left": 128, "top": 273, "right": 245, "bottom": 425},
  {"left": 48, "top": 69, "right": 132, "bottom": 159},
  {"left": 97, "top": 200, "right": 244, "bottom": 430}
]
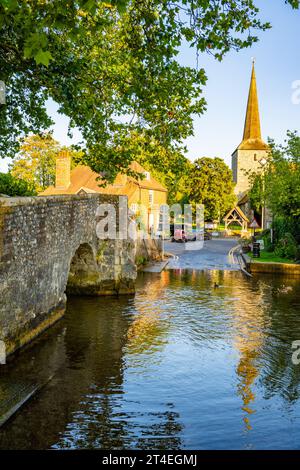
[
  {"left": 248, "top": 131, "right": 300, "bottom": 258},
  {"left": 0, "top": 1, "right": 299, "bottom": 180},
  {"left": 188, "top": 157, "right": 236, "bottom": 221},
  {"left": 249, "top": 131, "right": 300, "bottom": 219},
  {"left": 9, "top": 133, "right": 82, "bottom": 192}
]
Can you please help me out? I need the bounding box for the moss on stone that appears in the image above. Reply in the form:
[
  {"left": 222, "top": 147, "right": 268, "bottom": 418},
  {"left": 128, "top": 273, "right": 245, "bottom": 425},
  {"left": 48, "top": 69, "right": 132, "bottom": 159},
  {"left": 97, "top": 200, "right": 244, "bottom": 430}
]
[
  {"left": 3, "top": 305, "right": 65, "bottom": 357},
  {"left": 96, "top": 241, "right": 108, "bottom": 263}
]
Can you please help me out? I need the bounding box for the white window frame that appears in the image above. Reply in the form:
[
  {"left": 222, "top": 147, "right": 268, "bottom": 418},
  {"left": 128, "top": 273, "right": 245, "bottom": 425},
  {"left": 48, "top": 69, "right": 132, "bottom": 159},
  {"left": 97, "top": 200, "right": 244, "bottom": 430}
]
[
  {"left": 130, "top": 203, "right": 138, "bottom": 213},
  {"left": 149, "top": 190, "right": 154, "bottom": 205}
]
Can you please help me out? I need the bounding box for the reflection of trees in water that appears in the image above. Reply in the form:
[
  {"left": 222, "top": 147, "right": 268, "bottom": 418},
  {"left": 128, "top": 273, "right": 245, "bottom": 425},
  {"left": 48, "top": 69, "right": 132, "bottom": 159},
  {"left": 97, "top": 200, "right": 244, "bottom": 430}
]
[
  {"left": 257, "top": 279, "right": 300, "bottom": 404},
  {"left": 126, "top": 273, "right": 171, "bottom": 357},
  {"left": 0, "top": 296, "right": 132, "bottom": 449},
  {"left": 0, "top": 293, "right": 183, "bottom": 450},
  {"left": 135, "top": 408, "right": 183, "bottom": 450},
  {"left": 59, "top": 400, "right": 183, "bottom": 450},
  {"left": 2, "top": 269, "right": 300, "bottom": 449},
  {"left": 54, "top": 286, "right": 183, "bottom": 450},
  {"left": 231, "top": 275, "right": 300, "bottom": 431}
]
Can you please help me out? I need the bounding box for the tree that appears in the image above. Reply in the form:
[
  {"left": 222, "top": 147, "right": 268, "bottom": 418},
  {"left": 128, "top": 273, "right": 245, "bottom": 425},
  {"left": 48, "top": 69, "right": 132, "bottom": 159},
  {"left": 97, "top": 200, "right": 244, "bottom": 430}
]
[
  {"left": 265, "top": 132, "right": 300, "bottom": 219},
  {"left": 124, "top": 131, "right": 192, "bottom": 204},
  {"left": 0, "top": 172, "right": 36, "bottom": 196},
  {"left": 188, "top": 157, "right": 236, "bottom": 221},
  {"left": 1, "top": 1, "right": 298, "bottom": 180},
  {"left": 10, "top": 133, "right": 60, "bottom": 191},
  {"left": 9, "top": 133, "right": 83, "bottom": 192},
  {"left": 249, "top": 131, "right": 300, "bottom": 220},
  {"left": 248, "top": 131, "right": 300, "bottom": 252}
]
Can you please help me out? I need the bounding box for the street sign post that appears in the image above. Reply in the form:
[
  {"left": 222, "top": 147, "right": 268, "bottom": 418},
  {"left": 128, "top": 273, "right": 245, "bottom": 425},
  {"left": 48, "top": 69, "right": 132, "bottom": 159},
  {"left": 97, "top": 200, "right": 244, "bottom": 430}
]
[{"left": 249, "top": 218, "right": 260, "bottom": 239}]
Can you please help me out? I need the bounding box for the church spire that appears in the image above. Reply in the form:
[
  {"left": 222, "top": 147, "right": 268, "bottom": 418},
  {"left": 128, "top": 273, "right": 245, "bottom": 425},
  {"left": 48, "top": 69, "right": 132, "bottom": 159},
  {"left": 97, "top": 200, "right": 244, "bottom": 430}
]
[
  {"left": 238, "top": 62, "right": 268, "bottom": 150},
  {"left": 243, "top": 61, "right": 261, "bottom": 140}
]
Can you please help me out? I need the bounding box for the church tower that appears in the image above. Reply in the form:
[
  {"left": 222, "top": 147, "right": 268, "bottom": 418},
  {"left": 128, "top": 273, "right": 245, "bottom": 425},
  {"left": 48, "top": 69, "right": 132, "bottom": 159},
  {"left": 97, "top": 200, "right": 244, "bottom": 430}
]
[{"left": 232, "top": 62, "right": 269, "bottom": 198}]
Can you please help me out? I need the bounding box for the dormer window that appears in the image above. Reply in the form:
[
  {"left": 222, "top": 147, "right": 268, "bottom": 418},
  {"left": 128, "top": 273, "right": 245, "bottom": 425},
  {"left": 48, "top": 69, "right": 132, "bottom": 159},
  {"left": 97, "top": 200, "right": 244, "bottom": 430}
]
[{"left": 143, "top": 171, "right": 150, "bottom": 180}]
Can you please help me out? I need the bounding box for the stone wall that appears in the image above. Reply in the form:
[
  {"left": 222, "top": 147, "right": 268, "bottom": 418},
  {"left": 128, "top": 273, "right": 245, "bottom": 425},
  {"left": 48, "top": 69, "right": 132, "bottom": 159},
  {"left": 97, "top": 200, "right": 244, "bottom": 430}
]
[
  {"left": 0, "top": 194, "right": 136, "bottom": 356},
  {"left": 135, "top": 236, "right": 163, "bottom": 265}
]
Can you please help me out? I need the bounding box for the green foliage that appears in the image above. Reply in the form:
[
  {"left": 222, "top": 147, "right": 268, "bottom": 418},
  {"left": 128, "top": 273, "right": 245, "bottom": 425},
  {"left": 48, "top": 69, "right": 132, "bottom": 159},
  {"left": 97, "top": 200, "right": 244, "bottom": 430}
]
[
  {"left": 0, "top": 0, "right": 273, "bottom": 64},
  {"left": 9, "top": 133, "right": 83, "bottom": 192},
  {"left": 1, "top": 1, "right": 297, "bottom": 178},
  {"left": 248, "top": 250, "right": 296, "bottom": 264},
  {"left": 261, "top": 231, "right": 274, "bottom": 252},
  {"left": 0, "top": 172, "right": 36, "bottom": 196},
  {"left": 136, "top": 149, "right": 192, "bottom": 205},
  {"left": 248, "top": 173, "right": 265, "bottom": 212},
  {"left": 273, "top": 215, "right": 300, "bottom": 245},
  {"left": 136, "top": 255, "right": 147, "bottom": 266},
  {"left": 9, "top": 133, "right": 60, "bottom": 192},
  {"left": 248, "top": 131, "right": 300, "bottom": 257},
  {"left": 274, "top": 233, "right": 299, "bottom": 260},
  {"left": 265, "top": 131, "right": 300, "bottom": 219},
  {"left": 187, "top": 157, "right": 236, "bottom": 221}
]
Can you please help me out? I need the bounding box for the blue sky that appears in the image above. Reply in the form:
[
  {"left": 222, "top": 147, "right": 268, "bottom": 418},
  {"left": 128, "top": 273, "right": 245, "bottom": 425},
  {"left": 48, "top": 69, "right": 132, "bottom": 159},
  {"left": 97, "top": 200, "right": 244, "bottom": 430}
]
[{"left": 1, "top": 0, "right": 300, "bottom": 172}]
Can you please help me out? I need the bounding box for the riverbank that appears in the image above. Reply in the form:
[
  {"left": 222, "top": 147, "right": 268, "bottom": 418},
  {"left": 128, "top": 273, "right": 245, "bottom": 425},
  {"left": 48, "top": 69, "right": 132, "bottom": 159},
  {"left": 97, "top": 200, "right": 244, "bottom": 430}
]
[{"left": 244, "top": 252, "right": 300, "bottom": 276}]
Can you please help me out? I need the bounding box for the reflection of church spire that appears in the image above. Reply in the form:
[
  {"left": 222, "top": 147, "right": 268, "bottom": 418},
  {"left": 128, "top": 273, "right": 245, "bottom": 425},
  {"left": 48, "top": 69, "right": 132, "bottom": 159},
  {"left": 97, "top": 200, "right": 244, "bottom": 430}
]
[
  {"left": 231, "top": 276, "right": 268, "bottom": 433},
  {"left": 236, "top": 347, "right": 260, "bottom": 431}
]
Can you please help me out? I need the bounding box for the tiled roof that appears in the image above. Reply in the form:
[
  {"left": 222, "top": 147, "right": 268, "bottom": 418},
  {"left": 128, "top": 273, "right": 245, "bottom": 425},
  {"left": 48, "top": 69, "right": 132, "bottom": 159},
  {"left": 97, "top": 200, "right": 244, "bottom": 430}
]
[
  {"left": 40, "top": 161, "right": 167, "bottom": 196},
  {"left": 129, "top": 161, "right": 167, "bottom": 192}
]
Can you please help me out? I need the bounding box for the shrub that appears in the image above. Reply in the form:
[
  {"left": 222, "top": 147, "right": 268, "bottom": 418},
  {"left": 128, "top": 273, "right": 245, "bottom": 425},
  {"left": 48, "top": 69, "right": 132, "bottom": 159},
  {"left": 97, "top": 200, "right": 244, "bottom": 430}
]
[
  {"left": 261, "top": 230, "right": 274, "bottom": 253},
  {"left": 273, "top": 216, "right": 300, "bottom": 245},
  {"left": 274, "top": 233, "right": 299, "bottom": 260},
  {"left": 0, "top": 172, "right": 36, "bottom": 197},
  {"left": 136, "top": 256, "right": 147, "bottom": 266}
]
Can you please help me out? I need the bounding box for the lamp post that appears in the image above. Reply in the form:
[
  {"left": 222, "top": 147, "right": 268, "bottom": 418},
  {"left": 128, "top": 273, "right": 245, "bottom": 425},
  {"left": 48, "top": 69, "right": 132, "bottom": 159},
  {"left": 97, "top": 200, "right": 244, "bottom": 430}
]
[{"left": 259, "top": 156, "right": 268, "bottom": 230}]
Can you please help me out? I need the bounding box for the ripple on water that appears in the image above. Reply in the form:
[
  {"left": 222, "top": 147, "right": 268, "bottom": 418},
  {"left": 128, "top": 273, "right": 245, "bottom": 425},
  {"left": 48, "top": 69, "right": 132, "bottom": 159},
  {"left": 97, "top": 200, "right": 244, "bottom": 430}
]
[{"left": 0, "top": 271, "right": 300, "bottom": 449}]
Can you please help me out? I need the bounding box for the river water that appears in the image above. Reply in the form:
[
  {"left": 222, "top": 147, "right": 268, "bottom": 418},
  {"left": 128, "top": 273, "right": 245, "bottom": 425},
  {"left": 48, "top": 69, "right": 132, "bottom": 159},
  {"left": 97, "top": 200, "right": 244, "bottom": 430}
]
[{"left": 1, "top": 242, "right": 300, "bottom": 449}]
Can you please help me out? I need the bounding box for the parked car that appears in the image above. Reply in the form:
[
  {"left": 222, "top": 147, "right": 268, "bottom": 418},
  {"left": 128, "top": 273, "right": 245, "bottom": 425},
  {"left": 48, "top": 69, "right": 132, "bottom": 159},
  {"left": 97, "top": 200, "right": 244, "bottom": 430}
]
[
  {"left": 171, "top": 225, "right": 197, "bottom": 243},
  {"left": 172, "top": 228, "right": 187, "bottom": 243}
]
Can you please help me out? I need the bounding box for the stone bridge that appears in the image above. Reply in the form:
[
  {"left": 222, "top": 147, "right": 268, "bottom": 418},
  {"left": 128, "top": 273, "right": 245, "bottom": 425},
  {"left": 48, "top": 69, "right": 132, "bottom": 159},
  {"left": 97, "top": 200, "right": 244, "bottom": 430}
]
[{"left": 0, "top": 194, "right": 136, "bottom": 357}]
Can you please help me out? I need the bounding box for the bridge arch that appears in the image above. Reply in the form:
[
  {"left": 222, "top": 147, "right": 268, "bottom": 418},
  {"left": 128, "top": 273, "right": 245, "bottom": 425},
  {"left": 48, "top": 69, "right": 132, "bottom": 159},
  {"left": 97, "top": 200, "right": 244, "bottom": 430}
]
[
  {"left": 67, "top": 243, "right": 100, "bottom": 296},
  {"left": 0, "top": 194, "right": 136, "bottom": 357}
]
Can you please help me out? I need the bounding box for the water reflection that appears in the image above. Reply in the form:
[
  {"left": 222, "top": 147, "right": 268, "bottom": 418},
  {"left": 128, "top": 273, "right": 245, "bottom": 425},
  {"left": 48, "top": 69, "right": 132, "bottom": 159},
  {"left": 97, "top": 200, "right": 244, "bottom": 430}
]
[
  {"left": 0, "top": 271, "right": 300, "bottom": 449},
  {"left": 229, "top": 274, "right": 269, "bottom": 432},
  {"left": 126, "top": 273, "right": 170, "bottom": 359}
]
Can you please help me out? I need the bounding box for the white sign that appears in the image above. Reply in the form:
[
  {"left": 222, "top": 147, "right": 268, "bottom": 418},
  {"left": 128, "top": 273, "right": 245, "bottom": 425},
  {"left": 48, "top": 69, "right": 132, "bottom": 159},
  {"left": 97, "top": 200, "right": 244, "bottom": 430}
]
[
  {"left": 258, "top": 239, "right": 265, "bottom": 250},
  {"left": 0, "top": 81, "right": 6, "bottom": 104}
]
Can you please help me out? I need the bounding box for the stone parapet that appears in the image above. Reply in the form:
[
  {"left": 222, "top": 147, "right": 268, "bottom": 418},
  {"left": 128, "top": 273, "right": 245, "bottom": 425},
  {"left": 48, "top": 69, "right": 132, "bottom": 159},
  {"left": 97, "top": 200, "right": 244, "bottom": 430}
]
[{"left": 0, "top": 194, "right": 136, "bottom": 357}]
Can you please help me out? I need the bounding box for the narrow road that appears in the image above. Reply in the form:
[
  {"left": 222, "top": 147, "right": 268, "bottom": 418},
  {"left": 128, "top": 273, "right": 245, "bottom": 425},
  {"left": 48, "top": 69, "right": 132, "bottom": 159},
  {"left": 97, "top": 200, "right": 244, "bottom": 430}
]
[{"left": 164, "top": 238, "right": 240, "bottom": 271}]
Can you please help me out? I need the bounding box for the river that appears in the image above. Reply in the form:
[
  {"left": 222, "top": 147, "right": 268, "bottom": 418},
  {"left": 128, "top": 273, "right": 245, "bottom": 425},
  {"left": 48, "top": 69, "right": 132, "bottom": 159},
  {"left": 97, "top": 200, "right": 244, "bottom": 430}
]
[{"left": 0, "top": 240, "right": 300, "bottom": 449}]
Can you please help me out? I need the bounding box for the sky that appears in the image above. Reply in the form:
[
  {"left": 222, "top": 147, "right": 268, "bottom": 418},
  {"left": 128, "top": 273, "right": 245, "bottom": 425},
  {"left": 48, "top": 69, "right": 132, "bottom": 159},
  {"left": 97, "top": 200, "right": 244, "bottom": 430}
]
[{"left": 1, "top": 0, "right": 300, "bottom": 172}]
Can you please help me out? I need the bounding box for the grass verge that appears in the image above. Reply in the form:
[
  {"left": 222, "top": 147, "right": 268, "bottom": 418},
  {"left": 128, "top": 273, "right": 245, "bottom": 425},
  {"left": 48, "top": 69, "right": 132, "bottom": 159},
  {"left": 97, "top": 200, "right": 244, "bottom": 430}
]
[{"left": 249, "top": 250, "right": 296, "bottom": 264}]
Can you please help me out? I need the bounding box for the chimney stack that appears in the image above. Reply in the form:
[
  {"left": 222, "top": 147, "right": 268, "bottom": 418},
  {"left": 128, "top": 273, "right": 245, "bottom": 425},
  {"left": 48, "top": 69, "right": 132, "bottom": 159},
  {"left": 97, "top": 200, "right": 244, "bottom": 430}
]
[{"left": 55, "top": 150, "right": 71, "bottom": 189}]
